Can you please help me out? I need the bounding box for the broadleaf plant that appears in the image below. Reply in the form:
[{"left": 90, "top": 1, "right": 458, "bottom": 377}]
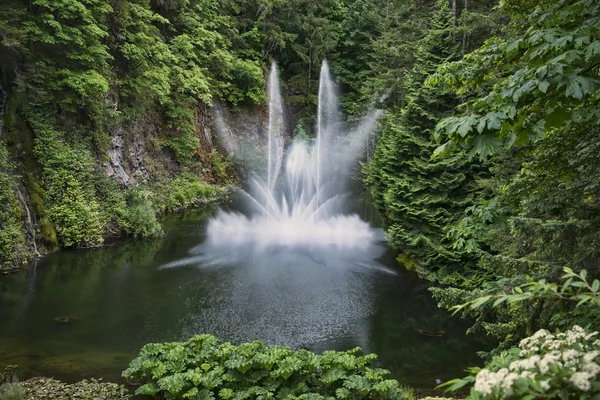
[{"left": 123, "top": 335, "right": 411, "bottom": 400}]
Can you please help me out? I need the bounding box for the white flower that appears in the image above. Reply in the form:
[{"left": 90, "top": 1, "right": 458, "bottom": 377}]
[
  {"left": 540, "top": 380, "right": 550, "bottom": 391},
  {"left": 562, "top": 349, "right": 578, "bottom": 362},
  {"left": 520, "top": 371, "right": 535, "bottom": 379},
  {"left": 474, "top": 368, "right": 522, "bottom": 396},
  {"left": 476, "top": 327, "right": 600, "bottom": 397},
  {"left": 501, "top": 372, "right": 520, "bottom": 395},
  {"left": 520, "top": 329, "right": 549, "bottom": 351},
  {"left": 570, "top": 371, "right": 593, "bottom": 391},
  {"left": 510, "top": 355, "right": 540, "bottom": 371},
  {"left": 474, "top": 369, "right": 495, "bottom": 396},
  {"left": 585, "top": 331, "right": 598, "bottom": 340},
  {"left": 542, "top": 339, "right": 563, "bottom": 351},
  {"left": 584, "top": 351, "right": 600, "bottom": 363},
  {"left": 566, "top": 326, "right": 587, "bottom": 345},
  {"left": 572, "top": 326, "right": 586, "bottom": 334},
  {"left": 582, "top": 361, "right": 600, "bottom": 377},
  {"left": 539, "top": 352, "right": 561, "bottom": 374}
]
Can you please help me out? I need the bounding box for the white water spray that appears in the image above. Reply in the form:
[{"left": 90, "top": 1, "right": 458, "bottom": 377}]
[
  {"left": 205, "top": 60, "right": 384, "bottom": 252},
  {"left": 267, "top": 63, "right": 284, "bottom": 195}
]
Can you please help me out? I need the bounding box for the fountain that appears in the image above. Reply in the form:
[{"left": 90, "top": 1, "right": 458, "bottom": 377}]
[
  {"left": 162, "top": 60, "right": 385, "bottom": 271},
  {"left": 205, "top": 61, "right": 383, "bottom": 251}
]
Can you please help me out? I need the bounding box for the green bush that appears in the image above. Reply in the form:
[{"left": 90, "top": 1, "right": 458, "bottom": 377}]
[
  {"left": 20, "top": 378, "right": 129, "bottom": 400},
  {"left": 167, "top": 173, "right": 223, "bottom": 212},
  {"left": 0, "top": 141, "right": 26, "bottom": 266},
  {"left": 209, "top": 149, "right": 233, "bottom": 184},
  {"left": 167, "top": 129, "right": 201, "bottom": 162},
  {"left": 120, "top": 186, "right": 163, "bottom": 238},
  {"left": 29, "top": 114, "right": 107, "bottom": 248},
  {"left": 123, "top": 334, "right": 411, "bottom": 400},
  {"left": 445, "top": 325, "right": 600, "bottom": 399}
]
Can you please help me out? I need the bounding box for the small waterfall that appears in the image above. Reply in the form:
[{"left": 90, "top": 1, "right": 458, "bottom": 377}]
[
  {"left": 212, "top": 102, "right": 237, "bottom": 156},
  {"left": 16, "top": 187, "right": 41, "bottom": 257}
]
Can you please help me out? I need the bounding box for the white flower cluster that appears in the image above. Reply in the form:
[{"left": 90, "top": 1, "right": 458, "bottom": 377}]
[
  {"left": 474, "top": 368, "right": 520, "bottom": 396},
  {"left": 473, "top": 326, "right": 600, "bottom": 398}
]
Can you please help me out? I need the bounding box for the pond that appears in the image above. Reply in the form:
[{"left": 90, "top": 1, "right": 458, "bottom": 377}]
[{"left": 0, "top": 203, "right": 491, "bottom": 393}]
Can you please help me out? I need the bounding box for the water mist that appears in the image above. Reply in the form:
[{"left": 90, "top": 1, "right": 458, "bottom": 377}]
[{"left": 163, "top": 60, "right": 386, "bottom": 271}]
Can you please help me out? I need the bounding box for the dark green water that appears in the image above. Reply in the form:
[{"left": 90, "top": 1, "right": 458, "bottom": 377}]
[{"left": 0, "top": 207, "right": 490, "bottom": 392}]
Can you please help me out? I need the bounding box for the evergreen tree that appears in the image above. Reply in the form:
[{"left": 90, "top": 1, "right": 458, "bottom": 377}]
[{"left": 367, "top": 0, "right": 487, "bottom": 279}]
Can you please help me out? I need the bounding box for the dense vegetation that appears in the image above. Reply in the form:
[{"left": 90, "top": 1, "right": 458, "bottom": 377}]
[
  {"left": 2, "top": 0, "right": 600, "bottom": 397},
  {"left": 123, "top": 334, "right": 409, "bottom": 399},
  {"left": 0, "top": 0, "right": 500, "bottom": 268},
  {"left": 363, "top": 0, "right": 600, "bottom": 395}
]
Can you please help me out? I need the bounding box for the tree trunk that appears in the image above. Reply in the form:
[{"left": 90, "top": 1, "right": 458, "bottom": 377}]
[
  {"left": 452, "top": 0, "right": 457, "bottom": 27},
  {"left": 462, "top": 0, "right": 468, "bottom": 55}
]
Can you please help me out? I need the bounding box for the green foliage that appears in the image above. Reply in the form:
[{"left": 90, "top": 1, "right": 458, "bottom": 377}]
[
  {"left": 293, "top": 124, "right": 312, "bottom": 143},
  {"left": 0, "top": 382, "right": 24, "bottom": 400},
  {"left": 448, "top": 268, "right": 600, "bottom": 333},
  {"left": 112, "top": 0, "right": 266, "bottom": 159},
  {"left": 0, "top": 141, "right": 26, "bottom": 267},
  {"left": 443, "top": 325, "right": 600, "bottom": 399},
  {"left": 426, "top": 0, "right": 600, "bottom": 352},
  {"left": 429, "top": 0, "right": 600, "bottom": 160},
  {"left": 365, "top": 0, "right": 495, "bottom": 277},
  {"left": 19, "top": 378, "right": 129, "bottom": 400},
  {"left": 120, "top": 185, "right": 163, "bottom": 238},
  {"left": 209, "top": 149, "right": 234, "bottom": 184},
  {"left": 21, "top": 0, "right": 113, "bottom": 122},
  {"left": 167, "top": 173, "right": 224, "bottom": 212},
  {"left": 123, "top": 334, "right": 411, "bottom": 400},
  {"left": 166, "top": 129, "right": 201, "bottom": 161},
  {"left": 29, "top": 112, "right": 107, "bottom": 248}
]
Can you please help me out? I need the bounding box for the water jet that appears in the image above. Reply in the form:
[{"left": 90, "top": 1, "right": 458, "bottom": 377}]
[{"left": 206, "top": 61, "right": 384, "bottom": 255}]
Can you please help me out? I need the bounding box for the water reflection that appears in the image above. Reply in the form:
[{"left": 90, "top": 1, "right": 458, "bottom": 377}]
[{"left": 0, "top": 210, "right": 491, "bottom": 391}]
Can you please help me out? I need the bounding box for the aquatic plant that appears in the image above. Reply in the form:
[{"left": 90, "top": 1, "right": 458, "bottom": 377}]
[{"left": 123, "top": 334, "right": 410, "bottom": 400}]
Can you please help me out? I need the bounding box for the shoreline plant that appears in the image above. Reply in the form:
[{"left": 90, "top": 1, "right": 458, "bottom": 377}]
[{"left": 123, "top": 334, "right": 411, "bottom": 400}]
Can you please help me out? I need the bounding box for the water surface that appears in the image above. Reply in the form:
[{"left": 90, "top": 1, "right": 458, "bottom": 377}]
[{"left": 0, "top": 207, "right": 490, "bottom": 392}]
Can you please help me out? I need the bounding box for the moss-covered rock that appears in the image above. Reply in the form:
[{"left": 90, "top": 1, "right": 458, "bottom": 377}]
[{"left": 19, "top": 378, "right": 130, "bottom": 400}]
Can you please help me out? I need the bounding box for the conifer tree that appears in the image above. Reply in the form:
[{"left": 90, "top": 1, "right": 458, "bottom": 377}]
[{"left": 367, "top": 0, "right": 485, "bottom": 279}]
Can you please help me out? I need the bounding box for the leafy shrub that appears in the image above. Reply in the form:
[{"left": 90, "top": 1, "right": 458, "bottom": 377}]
[
  {"left": 445, "top": 325, "right": 600, "bottom": 399},
  {"left": 120, "top": 186, "right": 163, "bottom": 238},
  {"left": 0, "top": 372, "right": 24, "bottom": 400},
  {"left": 209, "top": 149, "right": 233, "bottom": 184},
  {"left": 0, "top": 141, "right": 26, "bottom": 266},
  {"left": 293, "top": 124, "right": 312, "bottom": 143},
  {"left": 29, "top": 114, "right": 106, "bottom": 248},
  {"left": 123, "top": 334, "right": 410, "bottom": 400},
  {"left": 167, "top": 129, "right": 201, "bottom": 162},
  {"left": 443, "top": 267, "right": 600, "bottom": 346},
  {"left": 167, "top": 173, "right": 223, "bottom": 212}
]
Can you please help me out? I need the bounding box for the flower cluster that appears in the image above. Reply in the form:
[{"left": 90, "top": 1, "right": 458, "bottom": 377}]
[{"left": 471, "top": 326, "right": 600, "bottom": 399}]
